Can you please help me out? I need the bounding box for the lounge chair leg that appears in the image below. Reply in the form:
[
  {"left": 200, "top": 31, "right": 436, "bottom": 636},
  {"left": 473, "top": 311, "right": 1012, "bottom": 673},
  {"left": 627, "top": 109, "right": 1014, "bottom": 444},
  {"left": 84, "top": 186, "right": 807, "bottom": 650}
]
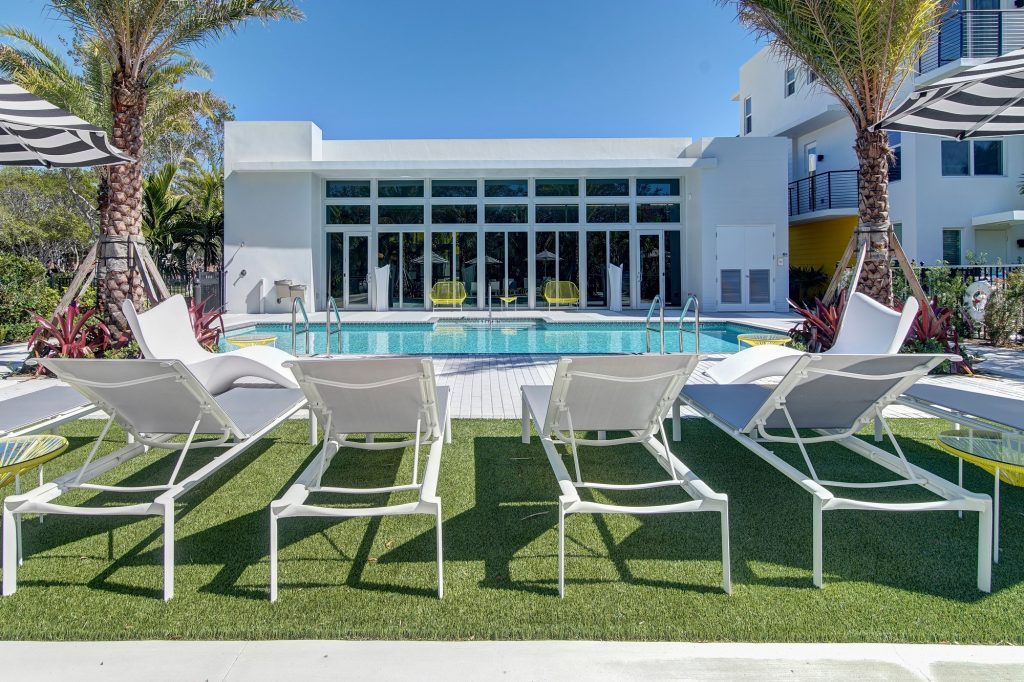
[
  {"left": 435, "top": 503, "right": 444, "bottom": 599},
  {"left": 309, "top": 413, "right": 318, "bottom": 446},
  {"left": 873, "top": 416, "right": 883, "bottom": 442},
  {"left": 15, "top": 513, "right": 22, "bottom": 567},
  {"left": 993, "top": 469, "right": 1000, "bottom": 564},
  {"left": 558, "top": 507, "right": 566, "bottom": 598},
  {"left": 269, "top": 509, "right": 279, "bottom": 603},
  {"left": 672, "top": 401, "right": 681, "bottom": 442},
  {"left": 978, "top": 499, "right": 993, "bottom": 593},
  {"left": 958, "top": 459, "right": 964, "bottom": 519},
  {"left": 721, "top": 505, "right": 732, "bottom": 595},
  {"left": 163, "top": 505, "right": 175, "bottom": 601},
  {"left": 812, "top": 497, "right": 823, "bottom": 589},
  {"left": 2, "top": 504, "right": 17, "bottom": 596},
  {"left": 521, "top": 392, "right": 530, "bottom": 444}
]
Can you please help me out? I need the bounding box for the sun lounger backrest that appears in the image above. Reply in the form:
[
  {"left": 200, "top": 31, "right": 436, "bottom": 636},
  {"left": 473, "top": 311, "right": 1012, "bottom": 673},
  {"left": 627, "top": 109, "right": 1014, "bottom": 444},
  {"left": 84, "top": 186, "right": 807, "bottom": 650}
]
[
  {"left": 751, "top": 353, "right": 950, "bottom": 431},
  {"left": 287, "top": 357, "right": 441, "bottom": 437},
  {"left": 38, "top": 358, "right": 243, "bottom": 437},
  {"left": 544, "top": 354, "right": 697, "bottom": 434},
  {"left": 830, "top": 294, "right": 918, "bottom": 355},
  {"left": 122, "top": 295, "right": 209, "bottom": 364}
]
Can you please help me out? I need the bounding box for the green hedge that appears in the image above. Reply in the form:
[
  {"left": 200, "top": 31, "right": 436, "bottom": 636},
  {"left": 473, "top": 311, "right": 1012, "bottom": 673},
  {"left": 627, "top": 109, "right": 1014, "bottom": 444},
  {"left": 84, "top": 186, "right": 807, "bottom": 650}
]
[{"left": 0, "top": 253, "right": 60, "bottom": 344}]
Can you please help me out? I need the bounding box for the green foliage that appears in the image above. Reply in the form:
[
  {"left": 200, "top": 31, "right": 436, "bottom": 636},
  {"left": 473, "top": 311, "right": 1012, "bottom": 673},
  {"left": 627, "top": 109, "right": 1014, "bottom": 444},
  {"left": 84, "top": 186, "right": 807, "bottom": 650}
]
[
  {"left": 893, "top": 263, "right": 972, "bottom": 337},
  {"left": 104, "top": 339, "right": 141, "bottom": 359},
  {"left": 0, "top": 167, "right": 96, "bottom": 267},
  {"left": 0, "top": 253, "right": 60, "bottom": 343},
  {"left": 788, "top": 265, "right": 827, "bottom": 304},
  {"left": 984, "top": 271, "right": 1024, "bottom": 347}
]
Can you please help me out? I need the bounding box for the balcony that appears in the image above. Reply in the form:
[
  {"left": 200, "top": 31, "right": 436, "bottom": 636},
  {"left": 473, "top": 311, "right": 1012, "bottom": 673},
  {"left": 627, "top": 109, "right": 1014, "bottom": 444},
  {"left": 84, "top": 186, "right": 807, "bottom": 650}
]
[
  {"left": 788, "top": 170, "right": 857, "bottom": 219},
  {"left": 918, "top": 9, "right": 1024, "bottom": 75}
]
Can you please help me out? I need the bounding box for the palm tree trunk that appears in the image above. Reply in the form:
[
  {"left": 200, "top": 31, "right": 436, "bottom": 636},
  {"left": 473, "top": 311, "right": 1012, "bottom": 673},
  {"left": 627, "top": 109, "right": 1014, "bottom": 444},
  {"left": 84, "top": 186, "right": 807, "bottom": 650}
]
[
  {"left": 98, "top": 73, "right": 147, "bottom": 336},
  {"left": 854, "top": 128, "right": 893, "bottom": 306}
]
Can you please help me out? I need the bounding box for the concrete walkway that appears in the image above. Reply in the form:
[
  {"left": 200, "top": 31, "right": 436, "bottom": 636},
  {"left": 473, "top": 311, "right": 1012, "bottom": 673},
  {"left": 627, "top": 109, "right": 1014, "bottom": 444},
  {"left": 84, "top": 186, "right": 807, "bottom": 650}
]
[{"left": 1, "top": 641, "right": 1021, "bottom": 681}]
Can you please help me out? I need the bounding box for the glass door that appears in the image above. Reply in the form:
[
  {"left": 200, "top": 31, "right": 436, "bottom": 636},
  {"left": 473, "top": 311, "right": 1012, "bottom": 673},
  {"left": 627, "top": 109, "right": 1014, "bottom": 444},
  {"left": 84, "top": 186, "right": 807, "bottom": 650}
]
[
  {"left": 345, "top": 233, "right": 370, "bottom": 308},
  {"left": 637, "top": 232, "right": 664, "bottom": 308},
  {"left": 609, "top": 230, "right": 631, "bottom": 309},
  {"left": 585, "top": 231, "right": 608, "bottom": 307},
  {"left": 430, "top": 230, "right": 478, "bottom": 309}
]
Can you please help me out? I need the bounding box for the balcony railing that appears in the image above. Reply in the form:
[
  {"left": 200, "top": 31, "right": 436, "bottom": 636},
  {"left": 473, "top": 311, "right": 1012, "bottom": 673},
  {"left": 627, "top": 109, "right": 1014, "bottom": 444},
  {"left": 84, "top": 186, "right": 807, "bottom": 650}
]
[
  {"left": 919, "top": 9, "right": 1024, "bottom": 74},
  {"left": 788, "top": 170, "right": 857, "bottom": 217}
]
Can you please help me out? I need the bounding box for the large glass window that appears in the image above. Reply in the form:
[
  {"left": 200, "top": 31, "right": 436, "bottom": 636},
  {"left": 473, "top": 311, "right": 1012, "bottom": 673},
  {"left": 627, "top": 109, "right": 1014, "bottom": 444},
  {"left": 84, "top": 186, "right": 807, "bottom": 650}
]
[
  {"left": 378, "top": 205, "right": 424, "bottom": 224},
  {"left": 485, "top": 204, "right": 527, "bottom": 224},
  {"left": 431, "top": 179, "right": 477, "bottom": 198},
  {"left": 430, "top": 231, "right": 478, "bottom": 307},
  {"left": 402, "top": 232, "right": 425, "bottom": 308},
  {"left": 484, "top": 179, "right": 528, "bottom": 197},
  {"left": 327, "top": 205, "right": 370, "bottom": 225},
  {"left": 536, "top": 204, "right": 579, "bottom": 223},
  {"left": 558, "top": 231, "right": 579, "bottom": 288},
  {"left": 507, "top": 232, "right": 528, "bottom": 299},
  {"left": 432, "top": 204, "right": 477, "bottom": 224},
  {"left": 378, "top": 180, "right": 424, "bottom": 198},
  {"left": 326, "top": 180, "right": 370, "bottom": 198},
  {"left": 888, "top": 132, "right": 902, "bottom": 182},
  {"left": 784, "top": 66, "right": 796, "bottom": 97},
  {"left": 942, "top": 229, "right": 962, "bottom": 265},
  {"left": 377, "top": 232, "right": 400, "bottom": 308},
  {"left": 743, "top": 97, "right": 752, "bottom": 135},
  {"left": 536, "top": 179, "right": 579, "bottom": 197},
  {"left": 457, "top": 231, "right": 478, "bottom": 306},
  {"left": 664, "top": 230, "right": 683, "bottom": 307},
  {"left": 637, "top": 203, "right": 681, "bottom": 223},
  {"left": 431, "top": 232, "right": 453, "bottom": 291},
  {"left": 586, "top": 231, "right": 607, "bottom": 307},
  {"left": 535, "top": 231, "right": 557, "bottom": 298},
  {"left": 328, "top": 233, "right": 344, "bottom": 300},
  {"left": 586, "top": 204, "right": 629, "bottom": 223},
  {"left": 941, "top": 140, "right": 970, "bottom": 176},
  {"left": 484, "top": 232, "right": 504, "bottom": 303},
  {"left": 973, "top": 140, "right": 1003, "bottom": 176},
  {"left": 637, "top": 179, "right": 680, "bottom": 196},
  {"left": 610, "top": 230, "right": 630, "bottom": 308},
  {"left": 586, "top": 179, "right": 628, "bottom": 196}
]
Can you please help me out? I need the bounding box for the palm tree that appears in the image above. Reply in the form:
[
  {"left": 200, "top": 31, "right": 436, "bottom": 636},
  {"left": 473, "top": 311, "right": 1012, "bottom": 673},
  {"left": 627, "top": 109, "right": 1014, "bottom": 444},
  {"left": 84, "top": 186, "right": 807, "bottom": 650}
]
[
  {"left": 142, "top": 163, "right": 190, "bottom": 273},
  {"left": 721, "top": 0, "right": 950, "bottom": 304},
  {"left": 174, "top": 164, "right": 225, "bottom": 272},
  {"left": 25, "top": 0, "right": 302, "bottom": 335}
]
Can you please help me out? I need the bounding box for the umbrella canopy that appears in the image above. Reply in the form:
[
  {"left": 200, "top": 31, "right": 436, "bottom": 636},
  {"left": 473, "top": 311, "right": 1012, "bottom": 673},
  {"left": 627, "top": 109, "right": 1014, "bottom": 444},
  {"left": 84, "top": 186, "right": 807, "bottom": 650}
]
[
  {"left": 0, "top": 78, "right": 132, "bottom": 167},
  {"left": 465, "top": 255, "right": 501, "bottom": 265},
  {"left": 411, "top": 252, "right": 449, "bottom": 265},
  {"left": 535, "top": 249, "right": 556, "bottom": 261},
  {"left": 876, "top": 49, "right": 1024, "bottom": 140}
]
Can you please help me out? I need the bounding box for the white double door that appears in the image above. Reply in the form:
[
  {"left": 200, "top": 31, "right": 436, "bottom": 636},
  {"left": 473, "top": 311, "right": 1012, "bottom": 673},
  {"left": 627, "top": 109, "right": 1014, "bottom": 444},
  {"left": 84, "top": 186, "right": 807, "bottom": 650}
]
[{"left": 716, "top": 225, "right": 775, "bottom": 311}]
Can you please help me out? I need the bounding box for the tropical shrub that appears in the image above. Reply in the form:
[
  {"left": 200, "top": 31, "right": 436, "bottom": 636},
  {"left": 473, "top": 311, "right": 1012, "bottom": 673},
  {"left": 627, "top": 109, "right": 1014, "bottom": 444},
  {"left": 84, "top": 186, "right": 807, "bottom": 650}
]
[
  {"left": 788, "top": 291, "right": 846, "bottom": 352},
  {"left": 27, "top": 301, "right": 114, "bottom": 373},
  {"left": 789, "top": 265, "right": 828, "bottom": 305},
  {"left": 984, "top": 271, "right": 1024, "bottom": 347},
  {"left": 0, "top": 253, "right": 60, "bottom": 343},
  {"left": 900, "top": 297, "right": 973, "bottom": 375},
  {"left": 188, "top": 297, "right": 224, "bottom": 352}
]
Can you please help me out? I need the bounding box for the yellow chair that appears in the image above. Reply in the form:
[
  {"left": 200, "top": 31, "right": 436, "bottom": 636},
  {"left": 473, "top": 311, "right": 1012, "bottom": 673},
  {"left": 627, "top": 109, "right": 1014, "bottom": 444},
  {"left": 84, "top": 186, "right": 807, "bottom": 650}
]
[
  {"left": 542, "top": 280, "right": 580, "bottom": 309},
  {"left": 430, "top": 280, "right": 468, "bottom": 309}
]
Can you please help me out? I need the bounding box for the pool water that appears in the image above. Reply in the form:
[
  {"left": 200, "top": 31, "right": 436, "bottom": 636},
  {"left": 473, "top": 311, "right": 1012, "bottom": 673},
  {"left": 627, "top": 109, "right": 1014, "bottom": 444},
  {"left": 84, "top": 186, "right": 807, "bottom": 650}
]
[{"left": 222, "top": 320, "right": 775, "bottom": 355}]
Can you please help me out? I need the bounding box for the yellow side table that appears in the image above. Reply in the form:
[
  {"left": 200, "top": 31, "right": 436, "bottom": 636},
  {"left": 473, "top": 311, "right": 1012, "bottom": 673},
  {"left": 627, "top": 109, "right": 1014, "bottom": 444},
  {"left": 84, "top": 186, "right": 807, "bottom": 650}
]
[
  {"left": 225, "top": 333, "right": 279, "bottom": 349},
  {"left": 0, "top": 434, "right": 69, "bottom": 489},
  {"left": 499, "top": 295, "right": 518, "bottom": 311},
  {"left": 736, "top": 333, "right": 790, "bottom": 350}
]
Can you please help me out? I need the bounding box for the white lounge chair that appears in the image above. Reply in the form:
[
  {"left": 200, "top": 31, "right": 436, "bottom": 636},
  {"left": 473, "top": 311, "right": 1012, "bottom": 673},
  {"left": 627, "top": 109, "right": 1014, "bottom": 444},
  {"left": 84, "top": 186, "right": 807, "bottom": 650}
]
[
  {"left": 704, "top": 293, "right": 920, "bottom": 385},
  {"left": 679, "top": 353, "right": 993, "bottom": 592},
  {"left": 0, "top": 386, "right": 93, "bottom": 437},
  {"left": 269, "top": 357, "right": 451, "bottom": 602},
  {"left": 520, "top": 354, "right": 731, "bottom": 597},
  {"left": 123, "top": 295, "right": 299, "bottom": 393},
  {"left": 2, "top": 358, "right": 307, "bottom": 600}
]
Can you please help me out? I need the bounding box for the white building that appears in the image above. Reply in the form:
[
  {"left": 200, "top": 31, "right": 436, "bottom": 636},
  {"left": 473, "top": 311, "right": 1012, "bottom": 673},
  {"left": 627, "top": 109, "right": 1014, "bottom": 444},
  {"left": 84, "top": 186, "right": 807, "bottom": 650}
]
[
  {"left": 223, "top": 122, "right": 789, "bottom": 314},
  {"left": 736, "top": 2, "right": 1024, "bottom": 273}
]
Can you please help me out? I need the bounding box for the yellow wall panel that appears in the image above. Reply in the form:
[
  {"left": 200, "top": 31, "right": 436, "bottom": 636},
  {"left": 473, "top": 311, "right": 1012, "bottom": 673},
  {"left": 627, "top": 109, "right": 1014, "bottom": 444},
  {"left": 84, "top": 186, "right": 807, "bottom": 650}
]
[{"left": 789, "top": 216, "right": 858, "bottom": 270}]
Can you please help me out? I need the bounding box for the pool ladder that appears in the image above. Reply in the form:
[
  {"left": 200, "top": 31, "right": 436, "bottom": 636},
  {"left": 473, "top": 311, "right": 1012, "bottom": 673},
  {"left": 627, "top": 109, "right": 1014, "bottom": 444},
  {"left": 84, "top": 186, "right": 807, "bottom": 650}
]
[
  {"left": 290, "top": 296, "right": 343, "bottom": 356},
  {"left": 679, "top": 294, "right": 701, "bottom": 354},
  {"left": 291, "top": 296, "right": 311, "bottom": 355},
  {"left": 644, "top": 295, "right": 665, "bottom": 354},
  {"left": 326, "top": 296, "right": 342, "bottom": 354}
]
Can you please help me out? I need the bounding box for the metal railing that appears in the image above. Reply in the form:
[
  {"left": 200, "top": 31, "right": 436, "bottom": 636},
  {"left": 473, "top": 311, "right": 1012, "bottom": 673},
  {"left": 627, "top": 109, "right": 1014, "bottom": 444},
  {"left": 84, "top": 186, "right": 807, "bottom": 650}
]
[
  {"left": 919, "top": 9, "right": 1024, "bottom": 74},
  {"left": 788, "top": 171, "right": 858, "bottom": 217},
  {"left": 291, "top": 296, "right": 311, "bottom": 356},
  {"left": 644, "top": 295, "right": 665, "bottom": 354},
  {"left": 679, "top": 294, "right": 701, "bottom": 355},
  {"left": 326, "top": 296, "right": 342, "bottom": 354}
]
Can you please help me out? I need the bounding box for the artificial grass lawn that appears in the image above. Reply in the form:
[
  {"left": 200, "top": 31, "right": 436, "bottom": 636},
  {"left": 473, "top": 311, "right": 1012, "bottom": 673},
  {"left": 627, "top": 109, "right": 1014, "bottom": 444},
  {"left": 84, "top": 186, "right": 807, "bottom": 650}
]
[{"left": 0, "top": 416, "right": 1021, "bottom": 643}]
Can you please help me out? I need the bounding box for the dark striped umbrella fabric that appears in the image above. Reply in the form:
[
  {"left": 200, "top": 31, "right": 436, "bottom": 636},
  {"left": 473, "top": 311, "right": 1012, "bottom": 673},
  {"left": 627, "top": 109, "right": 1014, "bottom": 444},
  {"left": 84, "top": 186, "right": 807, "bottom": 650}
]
[
  {"left": 876, "top": 48, "right": 1024, "bottom": 140},
  {"left": 0, "top": 78, "right": 131, "bottom": 167}
]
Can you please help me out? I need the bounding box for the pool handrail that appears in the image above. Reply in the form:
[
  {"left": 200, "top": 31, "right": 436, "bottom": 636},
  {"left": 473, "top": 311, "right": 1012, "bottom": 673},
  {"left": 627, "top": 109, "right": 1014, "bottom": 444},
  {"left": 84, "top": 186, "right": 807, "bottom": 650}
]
[
  {"left": 291, "top": 296, "right": 311, "bottom": 356},
  {"left": 644, "top": 295, "right": 665, "bottom": 354},
  {"left": 679, "top": 294, "right": 700, "bottom": 355},
  {"left": 326, "top": 296, "right": 342, "bottom": 354}
]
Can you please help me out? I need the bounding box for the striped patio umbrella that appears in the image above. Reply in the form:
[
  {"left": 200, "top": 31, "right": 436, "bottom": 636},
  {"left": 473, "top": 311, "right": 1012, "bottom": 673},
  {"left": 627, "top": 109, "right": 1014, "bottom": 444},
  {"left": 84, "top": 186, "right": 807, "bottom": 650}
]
[
  {"left": 876, "top": 48, "right": 1024, "bottom": 139},
  {"left": 0, "top": 78, "right": 131, "bottom": 167}
]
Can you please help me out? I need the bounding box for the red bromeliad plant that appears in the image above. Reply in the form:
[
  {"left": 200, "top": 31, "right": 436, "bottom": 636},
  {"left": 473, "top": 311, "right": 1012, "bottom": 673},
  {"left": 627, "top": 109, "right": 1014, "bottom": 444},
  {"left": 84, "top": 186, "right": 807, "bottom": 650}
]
[
  {"left": 27, "top": 301, "right": 115, "bottom": 373},
  {"left": 899, "top": 296, "right": 973, "bottom": 375},
  {"left": 188, "top": 297, "right": 225, "bottom": 351},
  {"left": 788, "top": 290, "right": 847, "bottom": 352}
]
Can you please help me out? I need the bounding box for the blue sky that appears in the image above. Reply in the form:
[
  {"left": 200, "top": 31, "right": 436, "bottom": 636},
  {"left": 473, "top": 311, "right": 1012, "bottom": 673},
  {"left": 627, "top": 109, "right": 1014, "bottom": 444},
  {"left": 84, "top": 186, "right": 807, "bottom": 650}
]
[{"left": 5, "top": 0, "right": 763, "bottom": 140}]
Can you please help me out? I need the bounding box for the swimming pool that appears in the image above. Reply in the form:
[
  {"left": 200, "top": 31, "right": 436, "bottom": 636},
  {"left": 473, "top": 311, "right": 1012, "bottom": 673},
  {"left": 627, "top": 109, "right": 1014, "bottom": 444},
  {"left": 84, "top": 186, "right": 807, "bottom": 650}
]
[{"left": 222, "top": 320, "right": 777, "bottom": 355}]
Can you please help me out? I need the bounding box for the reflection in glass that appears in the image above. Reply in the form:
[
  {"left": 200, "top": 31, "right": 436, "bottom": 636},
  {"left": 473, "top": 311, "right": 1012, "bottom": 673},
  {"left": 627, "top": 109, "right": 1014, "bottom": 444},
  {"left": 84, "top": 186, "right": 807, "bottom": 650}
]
[
  {"left": 535, "top": 231, "right": 556, "bottom": 299},
  {"left": 485, "top": 204, "right": 527, "bottom": 223},
  {"left": 431, "top": 204, "right": 477, "bottom": 224},
  {"left": 536, "top": 204, "right": 579, "bottom": 223},
  {"left": 586, "top": 179, "right": 628, "bottom": 196},
  {"left": 432, "top": 180, "right": 477, "bottom": 197},
  {"left": 378, "top": 180, "right": 424, "bottom": 198},
  {"left": 484, "top": 179, "right": 528, "bottom": 197},
  {"left": 347, "top": 234, "right": 370, "bottom": 306},
  {"left": 637, "top": 203, "right": 681, "bottom": 223},
  {"left": 457, "top": 231, "right": 478, "bottom": 307},
  {"left": 378, "top": 205, "right": 424, "bottom": 224},
  {"left": 326, "top": 181, "right": 370, "bottom": 198},
  {"left": 431, "top": 232, "right": 453, "bottom": 293},
  {"left": 559, "top": 231, "right": 579, "bottom": 288},
  {"left": 586, "top": 204, "right": 629, "bottom": 223},
  {"left": 328, "top": 233, "right": 344, "bottom": 301},
  {"left": 327, "top": 205, "right": 370, "bottom": 224},
  {"left": 536, "top": 179, "right": 579, "bottom": 197},
  {"left": 610, "top": 230, "right": 630, "bottom": 308},
  {"left": 402, "top": 233, "right": 425, "bottom": 308},
  {"left": 638, "top": 234, "right": 660, "bottom": 306},
  {"left": 586, "top": 231, "right": 607, "bottom": 307},
  {"left": 484, "top": 232, "right": 504, "bottom": 301},
  {"left": 507, "top": 232, "right": 528, "bottom": 300},
  {"left": 637, "top": 179, "right": 680, "bottom": 196},
  {"left": 377, "top": 232, "right": 400, "bottom": 308},
  {"left": 664, "top": 230, "right": 683, "bottom": 307}
]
